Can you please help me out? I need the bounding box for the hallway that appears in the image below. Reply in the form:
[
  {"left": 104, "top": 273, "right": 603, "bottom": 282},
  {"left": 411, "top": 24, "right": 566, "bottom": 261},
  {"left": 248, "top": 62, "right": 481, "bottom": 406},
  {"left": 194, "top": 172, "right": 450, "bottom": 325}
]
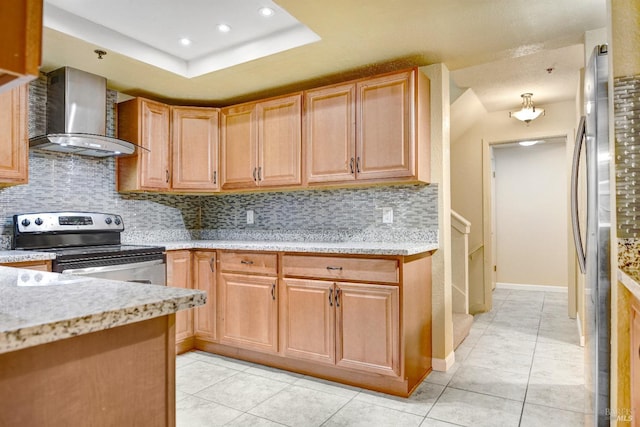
[{"left": 175, "top": 287, "right": 584, "bottom": 426}]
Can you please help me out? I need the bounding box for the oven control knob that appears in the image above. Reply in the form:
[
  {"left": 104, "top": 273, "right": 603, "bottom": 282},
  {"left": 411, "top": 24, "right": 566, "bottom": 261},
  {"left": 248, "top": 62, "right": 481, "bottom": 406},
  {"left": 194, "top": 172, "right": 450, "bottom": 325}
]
[
  {"left": 114, "top": 217, "right": 121, "bottom": 225},
  {"left": 21, "top": 219, "right": 30, "bottom": 227},
  {"left": 105, "top": 217, "right": 112, "bottom": 225},
  {"left": 34, "top": 218, "right": 43, "bottom": 226}
]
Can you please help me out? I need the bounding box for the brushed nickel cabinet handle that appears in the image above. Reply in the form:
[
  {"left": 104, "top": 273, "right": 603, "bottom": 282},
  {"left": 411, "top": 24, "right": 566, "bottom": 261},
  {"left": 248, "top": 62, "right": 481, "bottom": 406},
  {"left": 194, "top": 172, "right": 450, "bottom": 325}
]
[
  {"left": 271, "top": 283, "right": 276, "bottom": 300},
  {"left": 329, "top": 288, "right": 333, "bottom": 306},
  {"left": 326, "top": 266, "right": 343, "bottom": 271},
  {"left": 240, "top": 260, "right": 254, "bottom": 265}
]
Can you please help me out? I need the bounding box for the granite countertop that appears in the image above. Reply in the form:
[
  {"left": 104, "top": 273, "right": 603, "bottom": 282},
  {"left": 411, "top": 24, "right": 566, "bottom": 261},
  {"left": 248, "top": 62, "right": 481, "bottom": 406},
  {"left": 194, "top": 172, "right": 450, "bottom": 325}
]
[
  {"left": 0, "top": 250, "right": 56, "bottom": 263},
  {"left": 0, "top": 266, "right": 206, "bottom": 354},
  {"left": 154, "top": 240, "right": 439, "bottom": 256},
  {"left": 618, "top": 268, "right": 640, "bottom": 301}
]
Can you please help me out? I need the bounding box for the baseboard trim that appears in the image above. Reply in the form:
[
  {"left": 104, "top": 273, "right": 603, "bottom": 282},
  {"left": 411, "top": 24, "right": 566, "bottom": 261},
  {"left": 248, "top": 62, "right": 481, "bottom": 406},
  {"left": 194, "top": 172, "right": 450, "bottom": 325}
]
[
  {"left": 431, "top": 351, "right": 455, "bottom": 372},
  {"left": 496, "top": 282, "right": 568, "bottom": 293}
]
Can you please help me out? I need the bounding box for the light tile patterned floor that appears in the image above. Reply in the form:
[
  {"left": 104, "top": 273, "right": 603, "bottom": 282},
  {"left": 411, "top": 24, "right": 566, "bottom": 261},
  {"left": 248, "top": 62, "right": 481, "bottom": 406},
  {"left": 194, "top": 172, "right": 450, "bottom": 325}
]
[{"left": 175, "top": 288, "right": 585, "bottom": 426}]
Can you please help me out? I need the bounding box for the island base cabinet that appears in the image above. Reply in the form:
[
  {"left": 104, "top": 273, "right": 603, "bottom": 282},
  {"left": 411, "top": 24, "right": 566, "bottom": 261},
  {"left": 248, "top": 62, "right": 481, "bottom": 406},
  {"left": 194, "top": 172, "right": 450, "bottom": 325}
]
[{"left": 0, "top": 315, "right": 176, "bottom": 427}]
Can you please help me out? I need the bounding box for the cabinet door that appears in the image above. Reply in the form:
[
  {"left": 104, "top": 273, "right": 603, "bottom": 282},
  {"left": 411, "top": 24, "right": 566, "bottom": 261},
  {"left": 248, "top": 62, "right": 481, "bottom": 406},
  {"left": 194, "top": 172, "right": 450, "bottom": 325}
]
[
  {"left": 632, "top": 303, "right": 640, "bottom": 425},
  {"left": 166, "top": 251, "right": 193, "bottom": 346},
  {"left": 280, "top": 279, "right": 335, "bottom": 364},
  {"left": 140, "top": 99, "right": 171, "bottom": 190},
  {"left": 357, "top": 70, "right": 415, "bottom": 180},
  {"left": 172, "top": 107, "right": 219, "bottom": 191},
  {"left": 0, "top": 0, "right": 42, "bottom": 92},
  {"left": 220, "top": 103, "right": 257, "bottom": 190},
  {"left": 219, "top": 273, "right": 278, "bottom": 354},
  {"left": 0, "top": 84, "right": 27, "bottom": 185},
  {"left": 256, "top": 94, "right": 302, "bottom": 187},
  {"left": 335, "top": 282, "right": 400, "bottom": 377},
  {"left": 193, "top": 251, "right": 217, "bottom": 342},
  {"left": 304, "top": 84, "right": 356, "bottom": 184}
]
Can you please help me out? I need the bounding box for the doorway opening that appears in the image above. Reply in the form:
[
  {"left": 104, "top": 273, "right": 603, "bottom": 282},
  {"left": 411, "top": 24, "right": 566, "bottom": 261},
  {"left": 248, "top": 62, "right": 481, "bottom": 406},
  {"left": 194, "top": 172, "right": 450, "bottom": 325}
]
[{"left": 482, "top": 135, "right": 577, "bottom": 317}]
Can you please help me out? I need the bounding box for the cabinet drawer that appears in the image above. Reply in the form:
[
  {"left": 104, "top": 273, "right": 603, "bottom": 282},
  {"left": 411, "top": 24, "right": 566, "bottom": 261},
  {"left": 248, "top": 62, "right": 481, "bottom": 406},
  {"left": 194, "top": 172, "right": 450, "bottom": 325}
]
[
  {"left": 283, "top": 255, "right": 398, "bottom": 284},
  {"left": 218, "top": 251, "right": 277, "bottom": 275}
]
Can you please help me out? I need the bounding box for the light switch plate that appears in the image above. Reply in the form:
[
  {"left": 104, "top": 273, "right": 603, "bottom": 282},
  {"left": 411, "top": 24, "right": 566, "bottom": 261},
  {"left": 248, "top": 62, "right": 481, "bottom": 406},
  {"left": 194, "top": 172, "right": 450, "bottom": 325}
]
[
  {"left": 382, "top": 207, "right": 393, "bottom": 224},
  {"left": 246, "top": 210, "right": 254, "bottom": 224}
]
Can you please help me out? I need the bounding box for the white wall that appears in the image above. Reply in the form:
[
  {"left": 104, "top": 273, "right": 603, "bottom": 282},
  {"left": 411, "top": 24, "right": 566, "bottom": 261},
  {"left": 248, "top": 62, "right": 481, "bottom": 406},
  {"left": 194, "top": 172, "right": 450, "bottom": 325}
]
[{"left": 494, "top": 141, "right": 568, "bottom": 287}]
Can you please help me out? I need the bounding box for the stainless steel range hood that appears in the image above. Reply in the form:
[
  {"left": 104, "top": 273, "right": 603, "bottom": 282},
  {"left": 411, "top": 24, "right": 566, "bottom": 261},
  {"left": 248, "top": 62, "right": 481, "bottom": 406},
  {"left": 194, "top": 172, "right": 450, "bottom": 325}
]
[{"left": 29, "top": 67, "right": 138, "bottom": 157}]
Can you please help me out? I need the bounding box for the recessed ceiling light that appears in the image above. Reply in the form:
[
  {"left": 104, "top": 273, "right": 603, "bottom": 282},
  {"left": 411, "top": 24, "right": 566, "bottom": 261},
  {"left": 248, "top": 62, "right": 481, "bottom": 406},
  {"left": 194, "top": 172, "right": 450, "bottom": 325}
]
[
  {"left": 217, "top": 23, "right": 231, "bottom": 33},
  {"left": 179, "top": 37, "right": 192, "bottom": 46},
  {"left": 259, "top": 7, "right": 274, "bottom": 17}
]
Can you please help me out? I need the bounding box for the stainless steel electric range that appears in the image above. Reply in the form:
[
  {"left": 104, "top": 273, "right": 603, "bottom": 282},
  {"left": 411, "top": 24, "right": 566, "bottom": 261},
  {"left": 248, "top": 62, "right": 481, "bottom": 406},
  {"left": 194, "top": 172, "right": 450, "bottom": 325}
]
[{"left": 12, "top": 212, "right": 166, "bottom": 285}]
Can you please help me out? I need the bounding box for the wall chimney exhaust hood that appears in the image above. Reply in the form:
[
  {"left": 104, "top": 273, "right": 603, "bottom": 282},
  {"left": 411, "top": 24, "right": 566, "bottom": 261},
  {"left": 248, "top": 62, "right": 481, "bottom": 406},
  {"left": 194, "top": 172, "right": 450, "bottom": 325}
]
[{"left": 29, "top": 67, "right": 140, "bottom": 157}]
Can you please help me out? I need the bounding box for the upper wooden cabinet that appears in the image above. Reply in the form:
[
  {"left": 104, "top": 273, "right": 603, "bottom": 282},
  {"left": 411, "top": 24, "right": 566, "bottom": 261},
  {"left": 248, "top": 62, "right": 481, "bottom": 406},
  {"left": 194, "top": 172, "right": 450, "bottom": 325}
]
[
  {"left": 0, "top": 0, "right": 42, "bottom": 93},
  {"left": 304, "top": 68, "right": 430, "bottom": 185},
  {"left": 117, "top": 98, "right": 171, "bottom": 191},
  {"left": 117, "top": 98, "right": 220, "bottom": 192},
  {"left": 221, "top": 93, "right": 302, "bottom": 190},
  {"left": 172, "top": 107, "right": 219, "bottom": 191},
  {"left": 0, "top": 84, "right": 28, "bottom": 186},
  {"left": 304, "top": 83, "right": 356, "bottom": 184}
]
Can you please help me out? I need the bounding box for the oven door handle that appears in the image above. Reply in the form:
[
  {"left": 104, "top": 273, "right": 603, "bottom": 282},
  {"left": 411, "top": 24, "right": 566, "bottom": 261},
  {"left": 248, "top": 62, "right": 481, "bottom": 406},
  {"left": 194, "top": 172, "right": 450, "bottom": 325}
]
[{"left": 60, "top": 259, "right": 165, "bottom": 276}]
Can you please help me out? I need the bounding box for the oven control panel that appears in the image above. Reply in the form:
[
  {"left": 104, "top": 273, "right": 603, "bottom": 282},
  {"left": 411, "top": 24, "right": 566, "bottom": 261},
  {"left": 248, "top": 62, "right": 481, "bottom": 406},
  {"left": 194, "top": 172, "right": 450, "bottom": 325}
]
[{"left": 14, "top": 212, "right": 124, "bottom": 233}]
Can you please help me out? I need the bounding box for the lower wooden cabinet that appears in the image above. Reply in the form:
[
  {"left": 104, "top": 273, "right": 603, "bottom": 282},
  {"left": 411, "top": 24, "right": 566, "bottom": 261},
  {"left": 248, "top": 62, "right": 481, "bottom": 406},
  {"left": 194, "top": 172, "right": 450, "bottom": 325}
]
[
  {"left": 218, "top": 272, "right": 278, "bottom": 354},
  {"left": 193, "top": 251, "right": 217, "bottom": 342},
  {"left": 166, "top": 248, "right": 431, "bottom": 397},
  {"left": 166, "top": 251, "right": 193, "bottom": 353},
  {"left": 335, "top": 282, "right": 400, "bottom": 376},
  {"left": 632, "top": 298, "right": 640, "bottom": 425},
  {"left": 0, "top": 260, "right": 51, "bottom": 271},
  {"left": 280, "top": 279, "right": 399, "bottom": 377},
  {"left": 280, "top": 279, "right": 335, "bottom": 364}
]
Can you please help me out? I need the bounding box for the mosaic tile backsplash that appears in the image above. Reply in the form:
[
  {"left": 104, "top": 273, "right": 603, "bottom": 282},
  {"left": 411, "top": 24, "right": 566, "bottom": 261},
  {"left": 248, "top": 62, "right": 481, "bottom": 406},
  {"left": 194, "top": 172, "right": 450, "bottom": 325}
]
[
  {"left": 614, "top": 75, "right": 640, "bottom": 238},
  {"left": 0, "top": 72, "right": 439, "bottom": 248}
]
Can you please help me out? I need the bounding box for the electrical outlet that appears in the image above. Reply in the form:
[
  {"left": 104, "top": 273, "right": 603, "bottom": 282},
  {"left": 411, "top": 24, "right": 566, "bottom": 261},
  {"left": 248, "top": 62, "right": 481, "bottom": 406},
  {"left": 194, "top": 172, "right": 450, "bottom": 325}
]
[
  {"left": 246, "top": 210, "right": 254, "bottom": 224},
  {"left": 382, "top": 207, "right": 393, "bottom": 224}
]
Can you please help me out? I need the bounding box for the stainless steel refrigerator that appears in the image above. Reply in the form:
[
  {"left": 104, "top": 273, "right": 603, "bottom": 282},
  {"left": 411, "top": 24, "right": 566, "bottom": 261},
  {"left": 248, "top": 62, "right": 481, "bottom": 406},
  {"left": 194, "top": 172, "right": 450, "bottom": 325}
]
[{"left": 571, "top": 44, "right": 611, "bottom": 427}]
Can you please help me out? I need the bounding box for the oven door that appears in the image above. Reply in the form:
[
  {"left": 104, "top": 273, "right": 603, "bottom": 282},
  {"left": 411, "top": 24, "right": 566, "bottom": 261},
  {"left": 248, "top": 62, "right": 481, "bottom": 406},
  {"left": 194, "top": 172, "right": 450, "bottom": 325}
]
[{"left": 61, "top": 259, "right": 166, "bottom": 286}]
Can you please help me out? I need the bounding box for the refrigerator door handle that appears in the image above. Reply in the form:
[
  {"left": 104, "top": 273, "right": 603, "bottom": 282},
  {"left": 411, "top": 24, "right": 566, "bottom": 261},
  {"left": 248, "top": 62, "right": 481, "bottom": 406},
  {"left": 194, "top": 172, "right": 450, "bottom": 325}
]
[{"left": 571, "top": 115, "right": 587, "bottom": 274}]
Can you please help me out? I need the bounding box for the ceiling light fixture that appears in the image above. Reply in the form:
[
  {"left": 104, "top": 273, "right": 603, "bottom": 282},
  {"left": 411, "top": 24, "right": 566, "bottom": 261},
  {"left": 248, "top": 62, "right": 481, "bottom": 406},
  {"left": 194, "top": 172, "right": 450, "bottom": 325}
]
[
  {"left": 519, "top": 140, "right": 542, "bottom": 147},
  {"left": 179, "top": 37, "right": 192, "bottom": 46},
  {"left": 509, "top": 93, "right": 545, "bottom": 124},
  {"left": 217, "top": 23, "right": 231, "bottom": 33},
  {"left": 259, "top": 7, "right": 275, "bottom": 16}
]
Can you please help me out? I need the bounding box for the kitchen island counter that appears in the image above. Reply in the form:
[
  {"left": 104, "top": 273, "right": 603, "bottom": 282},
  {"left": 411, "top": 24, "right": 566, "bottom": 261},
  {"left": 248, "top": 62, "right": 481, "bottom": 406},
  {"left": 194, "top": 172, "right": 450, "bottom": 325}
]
[{"left": 0, "top": 266, "right": 206, "bottom": 354}]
